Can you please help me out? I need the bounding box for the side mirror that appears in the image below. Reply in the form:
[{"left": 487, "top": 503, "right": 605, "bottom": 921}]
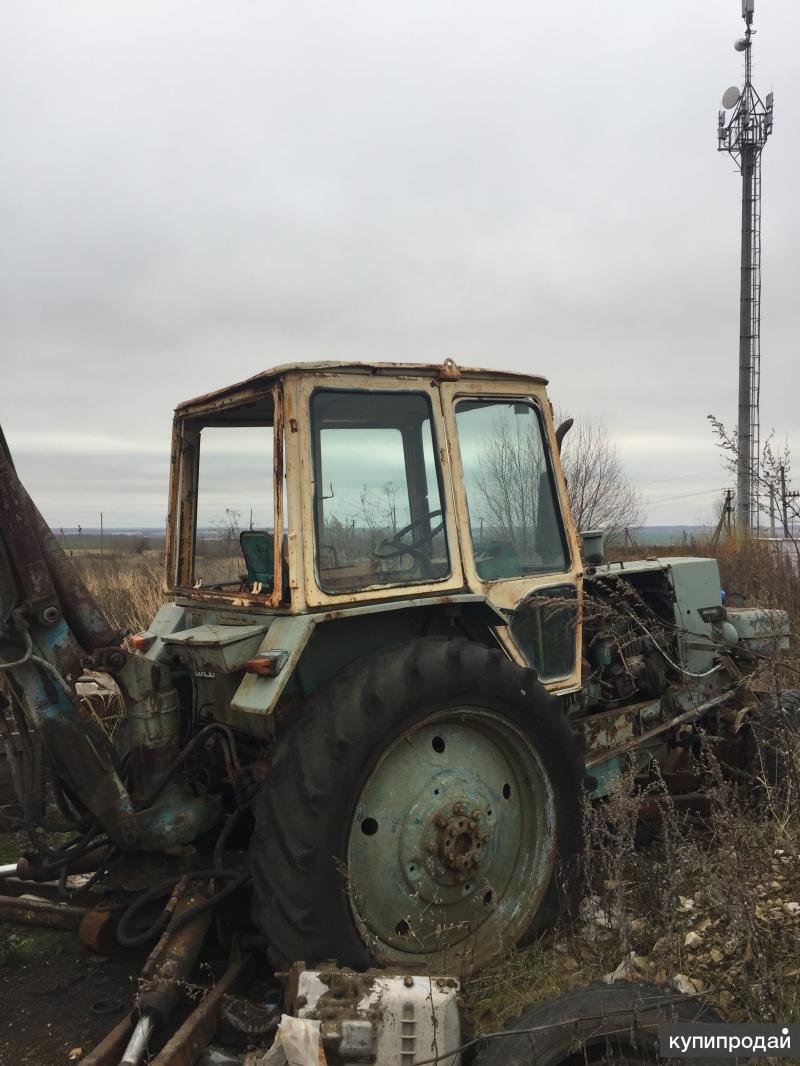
[{"left": 580, "top": 529, "right": 605, "bottom": 566}]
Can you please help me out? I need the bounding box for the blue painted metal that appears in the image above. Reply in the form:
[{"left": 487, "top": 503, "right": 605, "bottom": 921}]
[
  {"left": 588, "top": 755, "right": 623, "bottom": 797},
  {"left": 6, "top": 629, "right": 220, "bottom": 849},
  {"left": 135, "top": 783, "right": 221, "bottom": 850}
]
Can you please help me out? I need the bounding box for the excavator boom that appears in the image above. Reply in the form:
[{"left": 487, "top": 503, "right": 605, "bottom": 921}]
[{"left": 0, "top": 427, "right": 218, "bottom": 857}]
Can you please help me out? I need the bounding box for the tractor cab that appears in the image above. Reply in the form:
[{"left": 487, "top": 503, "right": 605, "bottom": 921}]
[{"left": 166, "top": 360, "right": 583, "bottom": 688}]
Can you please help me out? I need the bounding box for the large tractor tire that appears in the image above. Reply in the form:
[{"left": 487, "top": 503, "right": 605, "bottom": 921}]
[
  {"left": 249, "top": 637, "right": 586, "bottom": 973},
  {"left": 472, "top": 981, "right": 721, "bottom": 1066}
]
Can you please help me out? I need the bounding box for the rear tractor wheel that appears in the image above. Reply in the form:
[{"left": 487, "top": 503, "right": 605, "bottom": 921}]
[{"left": 249, "top": 638, "right": 586, "bottom": 973}]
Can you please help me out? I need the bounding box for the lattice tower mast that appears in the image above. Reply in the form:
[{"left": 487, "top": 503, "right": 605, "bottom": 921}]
[{"left": 717, "top": 0, "right": 774, "bottom": 534}]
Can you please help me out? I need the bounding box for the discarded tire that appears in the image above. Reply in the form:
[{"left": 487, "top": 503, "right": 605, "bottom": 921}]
[
  {"left": 472, "top": 981, "right": 722, "bottom": 1066},
  {"left": 249, "top": 637, "right": 586, "bottom": 972}
]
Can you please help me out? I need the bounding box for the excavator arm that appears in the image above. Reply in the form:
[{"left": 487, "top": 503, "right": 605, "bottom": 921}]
[{"left": 0, "top": 427, "right": 219, "bottom": 856}]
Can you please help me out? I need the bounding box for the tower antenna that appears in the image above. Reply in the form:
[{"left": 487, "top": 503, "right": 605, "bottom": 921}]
[{"left": 717, "top": 0, "right": 774, "bottom": 535}]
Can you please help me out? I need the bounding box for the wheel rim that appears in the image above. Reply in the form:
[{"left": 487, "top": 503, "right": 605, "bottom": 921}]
[{"left": 346, "top": 707, "right": 557, "bottom": 969}]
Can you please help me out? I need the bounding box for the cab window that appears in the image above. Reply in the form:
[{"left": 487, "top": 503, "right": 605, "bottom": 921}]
[
  {"left": 455, "top": 398, "right": 568, "bottom": 579},
  {"left": 311, "top": 390, "right": 450, "bottom": 592},
  {"left": 194, "top": 424, "right": 276, "bottom": 590}
]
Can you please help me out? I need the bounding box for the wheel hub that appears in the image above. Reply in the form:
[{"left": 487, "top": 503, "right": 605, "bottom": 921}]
[{"left": 427, "top": 802, "right": 489, "bottom": 881}]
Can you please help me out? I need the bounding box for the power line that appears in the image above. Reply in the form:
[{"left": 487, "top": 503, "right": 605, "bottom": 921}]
[{"left": 645, "top": 486, "right": 727, "bottom": 506}]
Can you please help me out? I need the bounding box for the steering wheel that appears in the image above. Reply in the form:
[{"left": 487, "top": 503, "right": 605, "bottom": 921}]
[{"left": 373, "top": 509, "right": 444, "bottom": 572}]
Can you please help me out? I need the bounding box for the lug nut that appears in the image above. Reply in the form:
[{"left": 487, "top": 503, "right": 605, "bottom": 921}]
[
  {"left": 453, "top": 802, "right": 463, "bottom": 815},
  {"left": 434, "top": 815, "right": 447, "bottom": 828},
  {"left": 471, "top": 809, "right": 480, "bottom": 820}
]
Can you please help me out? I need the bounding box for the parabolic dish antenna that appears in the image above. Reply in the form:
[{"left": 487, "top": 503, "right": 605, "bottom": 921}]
[{"left": 722, "top": 85, "right": 741, "bottom": 109}]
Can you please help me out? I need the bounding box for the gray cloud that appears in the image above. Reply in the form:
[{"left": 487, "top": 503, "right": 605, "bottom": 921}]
[{"left": 1, "top": 0, "right": 797, "bottom": 526}]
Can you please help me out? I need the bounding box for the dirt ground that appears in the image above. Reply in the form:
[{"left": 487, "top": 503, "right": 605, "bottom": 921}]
[
  {"left": 0, "top": 775, "right": 148, "bottom": 1066},
  {"left": 0, "top": 918, "right": 147, "bottom": 1066}
]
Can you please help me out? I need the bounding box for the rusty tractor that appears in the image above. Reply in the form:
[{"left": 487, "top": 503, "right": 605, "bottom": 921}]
[{"left": 0, "top": 360, "right": 791, "bottom": 977}]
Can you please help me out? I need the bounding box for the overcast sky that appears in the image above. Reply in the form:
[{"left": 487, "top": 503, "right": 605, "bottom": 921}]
[{"left": 1, "top": 0, "right": 797, "bottom": 529}]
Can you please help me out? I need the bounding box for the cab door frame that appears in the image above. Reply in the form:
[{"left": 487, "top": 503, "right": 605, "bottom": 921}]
[{"left": 437, "top": 377, "right": 584, "bottom": 692}]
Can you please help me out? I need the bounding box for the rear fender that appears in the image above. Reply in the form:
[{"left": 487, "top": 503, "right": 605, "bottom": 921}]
[{"left": 224, "top": 595, "right": 507, "bottom": 737}]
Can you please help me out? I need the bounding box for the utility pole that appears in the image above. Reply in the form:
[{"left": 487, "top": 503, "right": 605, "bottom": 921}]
[
  {"left": 100, "top": 512, "right": 104, "bottom": 561},
  {"left": 779, "top": 464, "right": 800, "bottom": 539},
  {"left": 711, "top": 489, "right": 734, "bottom": 547},
  {"left": 717, "top": 0, "right": 774, "bottom": 535},
  {"left": 769, "top": 485, "right": 776, "bottom": 537}
]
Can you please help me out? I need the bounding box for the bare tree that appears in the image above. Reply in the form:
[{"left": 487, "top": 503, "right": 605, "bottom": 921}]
[
  {"left": 470, "top": 410, "right": 642, "bottom": 554},
  {"left": 474, "top": 414, "right": 544, "bottom": 555},
  {"left": 708, "top": 414, "right": 799, "bottom": 558},
  {"left": 557, "top": 413, "right": 644, "bottom": 539}
]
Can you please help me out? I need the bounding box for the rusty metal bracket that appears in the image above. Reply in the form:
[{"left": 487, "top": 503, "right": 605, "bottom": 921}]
[{"left": 149, "top": 954, "right": 251, "bottom": 1066}]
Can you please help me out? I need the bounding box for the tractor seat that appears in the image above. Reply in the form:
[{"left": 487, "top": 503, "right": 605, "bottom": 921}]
[{"left": 239, "top": 530, "right": 289, "bottom": 600}]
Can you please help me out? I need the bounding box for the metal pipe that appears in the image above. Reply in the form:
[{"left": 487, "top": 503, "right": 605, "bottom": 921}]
[
  {"left": 119, "top": 1011, "right": 157, "bottom": 1066},
  {"left": 116, "top": 882, "right": 215, "bottom": 1066},
  {"left": 0, "top": 894, "right": 88, "bottom": 929},
  {"left": 0, "top": 863, "right": 18, "bottom": 878},
  {"left": 79, "top": 1013, "right": 135, "bottom": 1066},
  {"left": 0, "top": 876, "right": 101, "bottom": 904}
]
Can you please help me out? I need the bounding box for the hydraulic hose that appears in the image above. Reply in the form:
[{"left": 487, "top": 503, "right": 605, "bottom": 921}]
[{"left": 116, "top": 868, "right": 250, "bottom": 948}]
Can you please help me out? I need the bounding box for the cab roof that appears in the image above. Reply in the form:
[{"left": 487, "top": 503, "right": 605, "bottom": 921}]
[{"left": 175, "top": 360, "right": 548, "bottom": 417}]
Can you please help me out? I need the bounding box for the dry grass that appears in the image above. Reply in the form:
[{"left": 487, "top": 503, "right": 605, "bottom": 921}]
[
  {"left": 470, "top": 762, "right": 800, "bottom": 1032},
  {"left": 75, "top": 552, "right": 165, "bottom": 635}
]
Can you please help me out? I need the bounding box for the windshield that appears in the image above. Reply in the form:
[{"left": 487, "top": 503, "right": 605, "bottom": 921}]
[
  {"left": 454, "top": 398, "right": 568, "bottom": 579},
  {"left": 311, "top": 390, "right": 450, "bottom": 592}
]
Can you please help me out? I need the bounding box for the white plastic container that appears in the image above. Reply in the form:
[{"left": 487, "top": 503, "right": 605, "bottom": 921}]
[{"left": 296, "top": 968, "right": 462, "bottom": 1065}]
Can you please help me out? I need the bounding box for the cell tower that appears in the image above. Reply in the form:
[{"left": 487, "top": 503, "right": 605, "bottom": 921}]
[{"left": 717, "top": 0, "right": 774, "bottom": 535}]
